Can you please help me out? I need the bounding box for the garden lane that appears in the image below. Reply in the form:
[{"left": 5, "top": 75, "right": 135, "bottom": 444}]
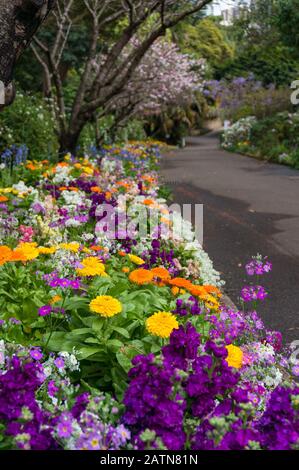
[{"left": 161, "top": 132, "right": 299, "bottom": 344}]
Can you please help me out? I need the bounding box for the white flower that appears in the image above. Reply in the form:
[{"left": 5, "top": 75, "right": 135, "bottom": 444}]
[
  {"left": 65, "top": 219, "right": 81, "bottom": 228},
  {"left": 43, "top": 365, "right": 53, "bottom": 377}
]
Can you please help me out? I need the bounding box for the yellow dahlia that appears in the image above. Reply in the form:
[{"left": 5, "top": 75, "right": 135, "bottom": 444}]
[
  {"left": 129, "top": 268, "right": 154, "bottom": 285},
  {"left": 225, "top": 344, "right": 243, "bottom": 369},
  {"left": 146, "top": 311, "right": 179, "bottom": 338},
  {"left": 76, "top": 257, "right": 107, "bottom": 277},
  {"left": 128, "top": 254, "right": 145, "bottom": 265},
  {"left": 89, "top": 295, "right": 122, "bottom": 317}
]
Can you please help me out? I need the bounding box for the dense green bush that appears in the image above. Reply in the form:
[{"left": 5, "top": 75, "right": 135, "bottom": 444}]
[
  {"left": 214, "top": 45, "right": 299, "bottom": 87},
  {"left": 0, "top": 93, "right": 58, "bottom": 161}
]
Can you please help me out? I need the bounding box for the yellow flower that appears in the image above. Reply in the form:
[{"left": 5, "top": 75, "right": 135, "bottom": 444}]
[
  {"left": 60, "top": 242, "right": 80, "bottom": 253},
  {"left": 89, "top": 295, "right": 122, "bottom": 317},
  {"left": 225, "top": 344, "right": 243, "bottom": 369},
  {"left": 38, "top": 246, "right": 57, "bottom": 255},
  {"left": 16, "top": 242, "right": 39, "bottom": 261},
  {"left": 82, "top": 166, "right": 93, "bottom": 175},
  {"left": 50, "top": 295, "right": 62, "bottom": 304},
  {"left": 146, "top": 311, "right": 179, "bottom": 338},
  {"left": 128, "top": 254, "right": 145, "bottom": 266},
  {"left": 76, "top": 257, "right": 107, "bottom": 277},
  {"left": 204, "top": 295, "right": 220, "bottom": 311}
]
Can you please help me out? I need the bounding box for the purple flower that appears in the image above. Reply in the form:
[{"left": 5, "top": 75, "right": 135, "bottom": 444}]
[
  {"left": 30, "top": 348, "right": 43, "bottom": 361},
  {"left": 245, "top": 257, "right": 272, "bottom": 276},
  {"left": 9, "top": 317, "right": 21, "bottom": 325},
  {"left": 54, "top": 357, "right": 65, "bottom": 369},
  {"left": 163, "top": 323, "right": 200, "bottom": 371},
  {"left": 38, "top": 305, "right": 52, "bottom": 317},
  {"left": 241, "top": 285, "right": 268, "bottom": 302},
  {"left": 48, "top": 380, "right": 59, "bottom": 397},
  {"left": 31, "top": 202, "right": 45, "bottom": 214},
  {"left": 0, "top": 356, "right": 56, "bottom": 450},
  {"left": 57, "top": 421, "right": 73, "bottom": 439}
]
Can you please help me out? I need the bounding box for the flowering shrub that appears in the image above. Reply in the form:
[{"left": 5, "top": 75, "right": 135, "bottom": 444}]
[
  {"left": 204, "top": 75, "right": 291, "bottom": 123},
  {"left": 0, "top": 142, "right": 298, "bottom": 450},
  {"left": 221, "top": 111, "right": 299, "bottom": 169}
]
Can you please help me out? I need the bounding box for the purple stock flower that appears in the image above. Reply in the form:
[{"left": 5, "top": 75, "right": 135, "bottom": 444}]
[
  {"left": 246, "top": 257, "right": 272, "bottom": 276},
  {"left": 163, "top": 323, "right": 200, "bottom": 371},
  {"left": 241, "top": 285, "right": 268, "bottom": 302}
]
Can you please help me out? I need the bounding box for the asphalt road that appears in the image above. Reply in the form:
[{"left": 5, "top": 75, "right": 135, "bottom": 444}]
[{"left": 161, "top": 132, "right": 299, "bottom": 344}]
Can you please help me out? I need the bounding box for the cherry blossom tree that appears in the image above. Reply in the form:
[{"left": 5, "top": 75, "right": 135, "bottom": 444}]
[
  {"left": 31, "top": 0, "right": 212, "bottom": 154},
  {"left": 93, "top": 39, "right": 206, "bottom": 139}
]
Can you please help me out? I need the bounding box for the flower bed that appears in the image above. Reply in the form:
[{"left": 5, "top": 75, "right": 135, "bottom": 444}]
[
  {"left": 221, "top": 112, "right": 299, "bottom": 169},
  {"left": 0, "top": 142, "right": 298, "bottom": 450}
]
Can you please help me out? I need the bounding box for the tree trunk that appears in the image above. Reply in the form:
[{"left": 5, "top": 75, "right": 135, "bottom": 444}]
[
  {"left": 0, "top": 0, "right": 56, "bottom": 107},
  {"left": 58, "top": 130, "right": 81, "bottom": 157}
]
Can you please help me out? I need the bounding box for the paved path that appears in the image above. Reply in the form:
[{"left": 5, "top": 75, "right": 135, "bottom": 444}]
[{"left": 161, "top": 132, "right": 299, "bottom": 343}]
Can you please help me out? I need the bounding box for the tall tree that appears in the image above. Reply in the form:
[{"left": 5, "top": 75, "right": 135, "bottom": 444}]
[
  {"left": 32, "top": 0, "right": 212, "bottom": 154},
  {"left": 0, "top": 0, "right": 56, "bottom": 107}
]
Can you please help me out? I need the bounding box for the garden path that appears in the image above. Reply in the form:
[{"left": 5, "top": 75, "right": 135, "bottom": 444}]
[{"left": 161, "top": 131, "right": 299, "bottom": 343}]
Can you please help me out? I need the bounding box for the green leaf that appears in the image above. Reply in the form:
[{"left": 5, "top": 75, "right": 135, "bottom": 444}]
[
  {"left": 77, "top": 346, "right": 101, "bottom": 360},
  {"left": 111, "top": 326, "right": 130, "bottom": 338},
  {"left": 107, "top": 339, "right": 123, "bottom": 352},
  {"left": 84, "top": 337, "right": 100, "bottom": 344},
  {"left": 92, "top": 317, "right": 104, "bottom": 334},
  {"left": 116, "top": 352, "right": 133, "bottom": 372},
  {"left": 64, "top": 296, "right": 89, "bottom": 311},
  {"left": 68, "top": 327, "right": 93, "bottom": 337}
]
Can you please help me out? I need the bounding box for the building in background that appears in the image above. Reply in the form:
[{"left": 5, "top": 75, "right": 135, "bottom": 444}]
[{"left": 220, "top": 1, "right": 251, "bottom": 25}]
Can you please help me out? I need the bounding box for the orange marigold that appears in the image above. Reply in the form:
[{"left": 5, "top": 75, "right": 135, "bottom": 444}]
[
  {"left": 189, "top": 285, "right": 209, "bottom": 297},
  {"left": 10, "top": 249, "right": 28, "bottom": 262},
  {"left": 168, "top": 277, "right": 193, "bottom": 289},
  {"left": 151, "top": 267, "right": 171, "bottom": 281},
  {"left": 90, "top": 186, "right": 102, "bottom": 193},
  {"left": 204, "top": 285, "right": 222, "bottom": 297},
  {"left": 143, "top": 199, "right": 154, "bottom": 206},
  {"left": 0, "top": 246, "right": 12, "bottom": 265},
  {"left": 0, "top": 196, "right": 8, "bottom": 202},
  {"left": 129, "top": 268, "right": 154, "bottom": 285}
]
